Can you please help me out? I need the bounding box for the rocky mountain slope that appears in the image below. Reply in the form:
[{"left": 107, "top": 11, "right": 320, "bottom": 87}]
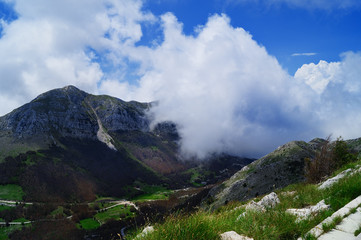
[
  {"left": 0, "top": 86, "right": 252, "bottom": 201},
  {"left": 204, "top": 137, "right": 361, "bottom": 210}
]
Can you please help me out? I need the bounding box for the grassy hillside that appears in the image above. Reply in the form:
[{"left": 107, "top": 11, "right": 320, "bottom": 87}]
[{"left": 128, "top": 147, "right": 361, "bottom": 240}]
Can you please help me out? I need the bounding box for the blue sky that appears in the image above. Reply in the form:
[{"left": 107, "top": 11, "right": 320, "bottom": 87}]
[
  {"left": 142, "top": 0, "right": 361, "bottom": 74},
  {"left": 0, "top": 0, "right": 360, "bottom": 158}
]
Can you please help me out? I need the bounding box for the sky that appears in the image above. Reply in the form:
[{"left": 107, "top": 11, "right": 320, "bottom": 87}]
[{"left": 0, "top": 0, "right": 360, "bottom": 158}]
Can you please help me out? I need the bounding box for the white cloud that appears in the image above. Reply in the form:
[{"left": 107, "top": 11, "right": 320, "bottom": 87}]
[
  {"left": 1, "top": 0, "right": 361, "bottom": 159},
  {"left": 0, "top": 0, "right": 153, "bottom": 115},
  {"left": 105, "top": 13, "right": 361, "bottom": 158},
  {"left": 294, "top": 51, "right": 361, "bottom": 139},
  {"left": 106, "top": 13, "right": 319, "bottom": 158},
  {"left": 294, "top": 60, "right": 340, "bottom": 94},
  {"left": 292, "top": 53, "right": 317, "bottom": 56}
]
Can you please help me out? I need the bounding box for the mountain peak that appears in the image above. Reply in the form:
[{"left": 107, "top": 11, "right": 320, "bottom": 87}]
[
  {"left": 62, "top": 85, "right": 79, "bottom": 91},
  {"left": 0, "top": 86, "right": 151, "bottom": 156}
]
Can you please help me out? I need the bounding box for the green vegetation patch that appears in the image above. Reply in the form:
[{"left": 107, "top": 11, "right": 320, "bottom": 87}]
[
  {"left": 95, "top": 204, "right": 135, "bottom": 224},
  {"left": 132, "top": 183, "right": 171, "bottom": 201},
  {"left": 0, "top": 184, "right": 24, "bottom": 201},
  {"left": 13, "top": 217, "right": 28, "bottom": 223},
  {"left": 354, "top": 225, "right": 361, "bottom": 236},
  {"left": 129, "top": 156, "right": 361, "bottom": 240},
  {"left": 322, "top": 216, "right": 342, "bottom": 233},
  {"left": 324, "top": 172, "right": 361, "bottom": 210},
  {"left": 50, "top": 206, "right": 66, "bottom": 218},
  {"left": 0, "top": 205, "right": 13, "bottom": 212},
  {"left": 78, "top": 218, "right": 100, "bottom": 230},
  {"left": 0, "top": 225, "right": 23, "bottom": 240}
]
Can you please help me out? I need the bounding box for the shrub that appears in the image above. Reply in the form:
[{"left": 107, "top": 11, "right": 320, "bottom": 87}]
[
  {"left": 333, "top": 137, "right": 357, "bottom": 168},
  {"left": 305, "top": 136, "right": 357, "bottom": 183},
  {"left": 305, "top": 136, "right": 334, "bottom": 183}
]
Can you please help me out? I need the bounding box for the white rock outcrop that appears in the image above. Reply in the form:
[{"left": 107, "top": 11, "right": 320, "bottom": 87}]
[
  {"left": 318, "top": 169, "right": 353, "bottom": 190},
  {"left": 220, "top": 231, "right": 254, "bottom": 240},
  {"left": 286, "top": 200, "right": 330, "bottom": 221},
  {"left": 134, "top": 226, "right": 154, "bottom": 239},
  {"left": 245, "top": 200, "right": 266, "bottom": 212},
  {"left": 237, "top": 192, "right": 280, "bottom": 220},
  {"left": 258, "top": 192, "right": 280, "bottom": 208}
]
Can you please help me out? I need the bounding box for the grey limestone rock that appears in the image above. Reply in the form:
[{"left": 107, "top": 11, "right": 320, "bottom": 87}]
[
  {"left": 205, "top": 140, "right": 320, "bottom": 210},
  {"left": 0, "top": 85, "right": 164, "bottom": 156}
]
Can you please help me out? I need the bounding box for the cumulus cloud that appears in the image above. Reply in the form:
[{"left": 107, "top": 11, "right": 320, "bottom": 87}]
[
  {"left": 294, "top": 60, "right": 340, "bottom": 94},
  {"left": 295, "top": 52, "right": 361, "bottom": 139},
  {"left": 105, "top": 13, "right": 361, "bottom": 158},
  {"left": 105, "top": 13, "right": 320, "bottom": 158},
  {"left": 0, "top": 0, "right": 153, "bottom": 114},
  {"left": 1, "top": 0, "right": 361, "bottom": 159}
]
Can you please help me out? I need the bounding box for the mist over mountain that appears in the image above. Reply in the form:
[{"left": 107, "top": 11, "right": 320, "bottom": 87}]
[{"left": 0, "top": 85, "right": 253, "bottom": 201}]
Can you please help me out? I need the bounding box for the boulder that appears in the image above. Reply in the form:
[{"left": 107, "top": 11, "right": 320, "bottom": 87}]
[
  {"left": 220, "top": 231, "right": 254, "bottom": 240},
  {"left": 258, "top": 192, "right": 280, "bottom": 208},
  {"left": 135, "top": 226, "right": 154, "bottom": 239},
  {"left": 286, "top": 200, "right": 330, "bottom": 221},
  {"left": 245, "top": 200, "right": 266, "bottom": 212}
]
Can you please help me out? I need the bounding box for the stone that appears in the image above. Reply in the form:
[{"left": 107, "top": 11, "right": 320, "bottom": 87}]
[
  {"left": 335, "top": 209, "right": 361, "bottom": 234},
  {"left": 258, "top": 192, "right": 280, "bottom": 208},
  {"left": 245, "top": 200, "right": 266, "bottom": 212},
  {"left": 286, "top": 200, "right": 330, "bottom": 221},
  {"left": 318, "top": 229, "right": 355, "bottom": 240},
  {"left": 318, "top": 168, "right": 353, "bottom": 190},
  {"left": 135, "top": 226, "right": 154, "bottom": 239},
  {"left": 220, "top": 231, "right": 254, "bottom": 240},
  {"left": 237, "top": 192, "right": 280, "bottom": 220}
]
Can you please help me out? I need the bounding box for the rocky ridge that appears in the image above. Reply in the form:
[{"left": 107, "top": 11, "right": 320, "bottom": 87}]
[
  {"left": 0, "top": 86, "right": 152, "bottom": 155},
  {"left": 204, "top": 138, "right": 328, "bottom": 209}
]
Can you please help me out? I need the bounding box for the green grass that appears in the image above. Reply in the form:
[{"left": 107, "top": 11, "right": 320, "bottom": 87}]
[
  {"left": 95, "top": 204, "right": 134, "bottom": 224},
  {"left": 132, "top": 184, "right": 172, "bottom": 201},
  {"left": 78, "top": 218, "right": 100, "bottom": 230},
  {"left": 13, "top": 218, "right": 28, "bottom": 223},
  {"left": 0, "top": 205, "right": 13, "bottom": 212},
  {"left": 322, "top": 216, "right": 342, "bottom": 233},
  {"left": 127, "top": 160, "right": 361, "bottom": 240},
  {"left": 0, "top": 184, "right": 24, "bottom": 201},
  {"left": 354, "top": 225, "right": 361, "bottom": 236},
  {"left": 0, "top": 225, "right": 23, "bottom": 240},
  {"left": 50, "top": 206, "right": 66, "bottom": 217},
  {"left": 324, "top": 172, "right": 361, "bottom": 210},
  {"left": 128, "top": 206, "right": 325, "bottom": 240},
  {"left": 304, "top": 233, "right": 317, "bottom": 240},
  {"left": 184, "top": 168, "right": 207, "bottom": 187}
]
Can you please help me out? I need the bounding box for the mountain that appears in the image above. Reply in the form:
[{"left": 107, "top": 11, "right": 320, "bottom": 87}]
[
  {"left": 0, "top": 85, "right": 252, "bottom": 202},
  {"left": 203, "top": 137, "right": 361, "bottom": 210}
]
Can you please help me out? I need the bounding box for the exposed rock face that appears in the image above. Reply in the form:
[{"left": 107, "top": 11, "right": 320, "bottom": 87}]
[
  {"left": 204, "top": 140, "right": 325, "bottom": 210},
  {"left": 0, "top": 85, "right": 151, "bottom": 154}
]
